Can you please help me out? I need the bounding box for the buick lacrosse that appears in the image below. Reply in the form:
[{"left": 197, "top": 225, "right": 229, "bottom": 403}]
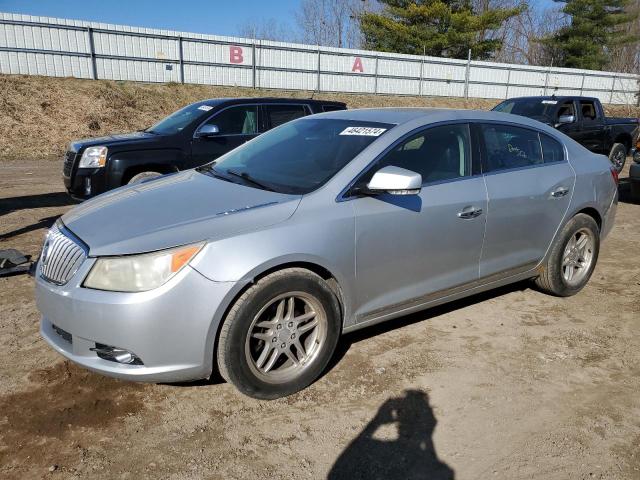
[{"left": 36, "top": 109, "right": 618, "bottom": 399}]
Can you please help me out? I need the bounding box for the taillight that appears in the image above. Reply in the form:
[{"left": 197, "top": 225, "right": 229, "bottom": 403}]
[{"left": 611, "top": 167, "right": 619, "bottom": 185}]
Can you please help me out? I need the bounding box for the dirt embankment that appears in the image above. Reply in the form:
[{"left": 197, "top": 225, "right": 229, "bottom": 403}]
[{"left": 2, "top": 74, "right": 637, "bottom": 160}]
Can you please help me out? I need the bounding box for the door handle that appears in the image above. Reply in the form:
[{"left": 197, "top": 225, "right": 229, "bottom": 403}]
[
  {"left": 551, "top": 187, "right": 570, "bottom": 198},
  {"left": 457, "top": 206, "right": 483, "bottom": 219}
]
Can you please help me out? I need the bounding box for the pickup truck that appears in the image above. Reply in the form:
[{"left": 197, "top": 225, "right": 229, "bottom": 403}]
[
  {"left": 493, "top": 96, "right": 639, "bottom": 173},
  {"left": 64, "top": 97, "right": 346, "bottom": 200}
]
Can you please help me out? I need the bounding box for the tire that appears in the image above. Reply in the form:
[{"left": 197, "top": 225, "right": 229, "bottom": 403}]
[
  {"left": 127, "top": 171, "right": 163, "bottom": 185},
  {"left": 216, "top": 268, "right": 341, "bottom": 400},
  {"left": 534, "top": 213, "right": 600, "bottom": 297},
  {"left": 631, "top": 179, "right": 640, "bottom": 203},
  {"left": 608, "top": 143, "right": 627, "bottom": 173}
]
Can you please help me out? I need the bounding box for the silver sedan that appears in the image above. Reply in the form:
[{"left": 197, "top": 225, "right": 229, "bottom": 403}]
[{"left": 36, "top": 108, "right": 618, "bottom": 399}]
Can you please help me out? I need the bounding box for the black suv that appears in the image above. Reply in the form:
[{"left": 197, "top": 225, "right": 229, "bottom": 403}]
[{"left": 64, "top": 97, "right": 346, "bottom": 200}]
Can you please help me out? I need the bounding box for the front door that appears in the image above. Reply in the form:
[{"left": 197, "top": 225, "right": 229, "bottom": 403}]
[
  {"left": 352, "top": 123, "right": 487, "bottom": 320},
  {"left": 478, "top": 123, "right": 575, "bottom": 279},
  {"left": 190, "top": 105, "right": 259, "bottom": 167}
]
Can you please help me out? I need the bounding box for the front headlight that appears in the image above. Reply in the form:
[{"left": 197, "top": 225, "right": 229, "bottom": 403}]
[
  {"left": 79, "top": 146, "right": 108, "bottom": 168},
  {"left": 83, "top": 243, "right": 203, "bottom": 292}
]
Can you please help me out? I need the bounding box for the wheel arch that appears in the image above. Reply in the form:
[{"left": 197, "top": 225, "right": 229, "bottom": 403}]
[{"left": 612, "top": 133, "right": 632, "bottom": 153}]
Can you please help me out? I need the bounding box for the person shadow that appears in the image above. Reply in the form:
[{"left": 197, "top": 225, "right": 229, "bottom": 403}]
[{"left": 328, "top": 389, "right": 454, "bottom": 480}]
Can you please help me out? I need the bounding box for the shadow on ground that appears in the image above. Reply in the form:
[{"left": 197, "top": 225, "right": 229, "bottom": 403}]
[
  {"left": 328, "top": 389, "right": 454, "bottom": 480},
  {"left": 0, "top": 192, "right": 75, "bottom": 216}
]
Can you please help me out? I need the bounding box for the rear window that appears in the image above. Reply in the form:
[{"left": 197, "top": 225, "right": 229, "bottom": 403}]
[
  {"left": 265, "top": 104, "right": 309, "bottom": 129},
  {"left": 493, "top": 99, "right": 558, "bottom": 120},
  {"left": 322, "top": 104, "right": 346, "bottom": 112},
  {"left": 481, "top": 124, "right": 543, "bottom": 172}
]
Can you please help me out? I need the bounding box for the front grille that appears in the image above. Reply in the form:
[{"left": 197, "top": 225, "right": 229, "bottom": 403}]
[
  {"left": 40, "top": 223, "right": 86, "bottom": 285},
  {"left": 63, "top": 150, "right": 76, "bottom": 177}
]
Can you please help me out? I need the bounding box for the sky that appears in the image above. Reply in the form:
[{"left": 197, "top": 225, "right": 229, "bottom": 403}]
[{"left": 0, "top": 0, "right": 301, "bottom": 37}]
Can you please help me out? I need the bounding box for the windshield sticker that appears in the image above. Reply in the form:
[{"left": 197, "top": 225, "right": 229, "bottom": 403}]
[
  {"left": 198, "top": 105, "right": 214, "bottom": 111},
  {"left": 339, "top": 126, "right": 387, "bottom": 136},
  {"left": 541, "top": 100, "right": 558, "bottom": 104}
]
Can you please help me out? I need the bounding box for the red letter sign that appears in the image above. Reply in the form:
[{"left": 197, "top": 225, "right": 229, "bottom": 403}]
[
  {"left": 230, "top": 46, "right": 244, "bottom": 64},
  {"left": 352, "top": 57, "right": 364, "bottom": 73}
]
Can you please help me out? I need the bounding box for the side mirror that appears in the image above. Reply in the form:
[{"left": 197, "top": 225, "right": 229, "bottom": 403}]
[
  {"left": 557, "top": 115, "right": 575, "bottom": 125},
  {"left": 366, "top": 166, "right": 422, "bottom": 195},
  {"left": 197, "top": 124, "right": 220, "bottom": 137}
]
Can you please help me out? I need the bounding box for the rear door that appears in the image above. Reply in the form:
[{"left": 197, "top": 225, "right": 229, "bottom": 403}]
[
  {"left": 190, "top": 104, "right": 259, "bottom": 167},
  {"left": 262, "top": 104, "right": 310, "bottom": 132},
  {"left": 478, "top": 123, "right": 575, "bottom": 280},
  {"left": 576, "top": 99, "right": 606, "bottom": 153}
]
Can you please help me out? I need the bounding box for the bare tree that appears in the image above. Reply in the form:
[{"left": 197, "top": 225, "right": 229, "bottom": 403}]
[
  {"left": 294, "top": 0, "right": 375, "bottom": 48},
  {"left": 237, "top": 17, "right": 293, "bottom": 42}
]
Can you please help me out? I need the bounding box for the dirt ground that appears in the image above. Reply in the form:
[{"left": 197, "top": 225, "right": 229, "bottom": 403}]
[{"left": 1, "top": 157, "right": 639, "bottom": 480}]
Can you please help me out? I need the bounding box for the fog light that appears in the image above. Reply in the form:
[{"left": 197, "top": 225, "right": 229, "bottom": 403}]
[
  {"left": 90, "top": 343, "right": 143, "bottom": 365},
  {"left": 84, "top": 178, "right": 91, "bottom": 196}
]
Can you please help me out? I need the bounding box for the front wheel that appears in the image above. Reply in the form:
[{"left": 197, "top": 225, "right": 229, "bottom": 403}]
[
  {"left": 534, "top": 213, "right": 600, "bottom": 297},
  {"left": 609, "top": 143, "right": 627, "bottom": 173},
  {"left": 216, "top": 268, "right": 341, "bottom": 400},
  {"left": 127, "top": 171, "right": 162, "bottom": 185}
]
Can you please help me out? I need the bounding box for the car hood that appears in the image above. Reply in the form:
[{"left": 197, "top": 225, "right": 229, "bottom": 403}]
[
  {"left": 62, "top": 170, "right": 302, "bottom": 256},
  {"left": 70, "top": 131, "right": 161, "bottom": 150}
]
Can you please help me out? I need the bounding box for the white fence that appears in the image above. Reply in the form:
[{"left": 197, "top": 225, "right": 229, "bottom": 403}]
[{"left": 1, "top": 12, "right": 638, "bottom": 105}]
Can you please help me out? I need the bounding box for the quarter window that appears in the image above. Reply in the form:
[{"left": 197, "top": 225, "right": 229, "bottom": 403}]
[
  {"left": 540, "top": 134, "right": 564, "bottom": 163},
  {"left": 481, "top": 124, "right": 543, "bottom": 172},
  {"left": 367, "top": 124, "right": 471, "bottom": 184},
  {"left": 265, "top": 105, "right": 308, "bottom": 129},
  {"left": 204, "top": 105, "right": 258, "bottom": 135}
]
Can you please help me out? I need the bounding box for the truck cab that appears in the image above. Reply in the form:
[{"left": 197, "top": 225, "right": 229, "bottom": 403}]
[{"left": 64, "top": 98, "right": 346, "bottom": 200}]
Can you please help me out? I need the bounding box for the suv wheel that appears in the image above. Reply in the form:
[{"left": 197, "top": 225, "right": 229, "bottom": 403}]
[
  {"left": 127, "top": 171, "right": 162, "bottom": 184},
  {"left": 534, "top": 213, "right": 600, "bottom": 297},
  {"left": 609, "top": 143, "right": 627, "bottom": 173},
  {"left": 216, "top": 268, "right": 341, "bottom": 399}
]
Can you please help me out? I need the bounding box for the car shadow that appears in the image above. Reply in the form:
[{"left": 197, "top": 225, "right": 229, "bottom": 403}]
[
  {"left": 617, "top": 177, "right": 639, "bottom": 205},
  {"left": 327, "top": 389, "right": 454, "bottom": 480},
  {"left": 0, "top": 215, "right": 60, "bottom": 241},
  {"left": 326, "top": 280, "right": 530, "bottom": 375},
  {"left": 0, "top": 192, "right": 77, "bottom": 217}
]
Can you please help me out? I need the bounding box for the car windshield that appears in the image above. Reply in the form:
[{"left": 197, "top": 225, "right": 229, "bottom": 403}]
[
  {"left": 199, "top": 118, "right": 393, "bottom": 195},
  {"left": 146, "top": 103, "right": 214, "bottom": 135},
  {"left": 493, "top": 99, "right": 558, "bottom": 119}
]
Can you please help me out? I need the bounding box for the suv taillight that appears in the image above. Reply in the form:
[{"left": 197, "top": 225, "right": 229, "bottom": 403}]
[{"left": 611, "top": 167, "right": 619, "bottom": 185}]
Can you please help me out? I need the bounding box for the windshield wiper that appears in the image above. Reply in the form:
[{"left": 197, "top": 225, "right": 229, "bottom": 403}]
[{"left": 225, "top": 169, "right": 275, "bottom": 191}]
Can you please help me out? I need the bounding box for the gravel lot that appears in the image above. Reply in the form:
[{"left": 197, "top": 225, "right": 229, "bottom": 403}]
[{"left": 1, "top": 158, "right": 639, "bottom": 479}]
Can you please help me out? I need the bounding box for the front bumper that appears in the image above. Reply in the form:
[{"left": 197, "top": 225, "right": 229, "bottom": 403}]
[
  {"left": 64, "top": 167, "right": 108, "bottom": 201},
  {"left": 36, "top": 256, "right": 238, "bottom": 383}
]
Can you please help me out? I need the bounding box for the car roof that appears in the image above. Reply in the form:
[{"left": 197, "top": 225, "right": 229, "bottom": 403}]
[
  {"left": 315, "top": 107, "right": 557, "bottom": 128},
  {"left": 499, "top": 96, "right": 598, "bottom": 103},
  {"left": 195, "top": 97, "right": 346, "bottom": 107}
]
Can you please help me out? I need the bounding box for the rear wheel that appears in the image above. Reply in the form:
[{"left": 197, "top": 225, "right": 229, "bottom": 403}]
[
  {"left": 609, "top": 143, "right": 627, "bottom": 173},
  {"left": 216, "top": 268, "right": 341, "bottom": 400},
  {"left": 534, "top": 213, "right": 600, "bottom": 297}
]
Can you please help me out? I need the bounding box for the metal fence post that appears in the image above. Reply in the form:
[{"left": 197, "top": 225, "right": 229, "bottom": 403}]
[
  {"left": 86, "top": 27, "right": 98, "bottom": 80},
  {"left": 579, "top": 74, "right": 585, "bottom": 96},
  {"left": 317, "top": 47, "right": 321, "bottom": 92},
  {"left": 178, "top": 36, "right": 184, "bottom": 84},
  {"left": 505, "top": 67, "right": 511, "bottom": 99},
  {"left": 374, "top": 54, "right": 379, "bottom": 94},
  {"left": 418, "top": 46, "right": 425, "bottom": 96},
  {"left": 609, "top": 75, "right": 617, "bottom": 104},
  {"left": 543, "top": 59, "right": 553, "bottom": 96},
  {"left": 464, "top": 49, "right": 471, "bottom": 99},
  {"left": 252, "top": 41, "right": 256, "bottom": 89}
]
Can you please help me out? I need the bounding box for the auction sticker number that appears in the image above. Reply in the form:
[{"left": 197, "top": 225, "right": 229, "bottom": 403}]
[{"left": 339, "top": 126, "right": 387, "bottom": 136}]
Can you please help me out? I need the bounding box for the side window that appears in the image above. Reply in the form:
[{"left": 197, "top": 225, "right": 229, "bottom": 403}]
[
  {"left": 481, "top": 124, "right": 543, "bottom": 172},
  {"left": 368, "top": 124, "right": 471, "bottom": 184},
  {"left": 540, "top": 133, "right": 564, "bottom": 163},
  {"left": 557, "top": 101, "right": 575, "bottom": 119},
  {"left": 204, "top": 105, "right": 258, "bottom": 135},
  {"left": 580, "top": 101, "right": 597, "bottom": 121},
  {"left": 265, "top": 105, "right": 308, "bottom": 129}
]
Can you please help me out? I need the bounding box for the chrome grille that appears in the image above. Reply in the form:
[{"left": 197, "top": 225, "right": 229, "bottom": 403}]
[
  {"left": 40, "top": 223, "right": 86, "bottom": 285},
  {"left": 63, "top": 150, "right": 76, "bottom": 177}
]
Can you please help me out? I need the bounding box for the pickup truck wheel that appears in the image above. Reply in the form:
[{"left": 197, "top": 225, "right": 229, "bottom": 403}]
[
  {"left": 127, "top": 171, "right": 162, "bottom": 184},
  {"left": 609, "top": 143, "right": 627, "bottom": 173},
  {"left": 216, "top": 268, "right": 341, "bottom": 400},
  {"left": 534, "top": 213, "right": 600, "bottom": 297}
]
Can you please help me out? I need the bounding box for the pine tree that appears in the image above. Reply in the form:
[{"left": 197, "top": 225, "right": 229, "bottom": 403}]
[
  {"left": 360, "top": 0, "right": 524, "bottom": 60},
  {"left": 543, "top": 0, "right": 638, "bottom": 70}
]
